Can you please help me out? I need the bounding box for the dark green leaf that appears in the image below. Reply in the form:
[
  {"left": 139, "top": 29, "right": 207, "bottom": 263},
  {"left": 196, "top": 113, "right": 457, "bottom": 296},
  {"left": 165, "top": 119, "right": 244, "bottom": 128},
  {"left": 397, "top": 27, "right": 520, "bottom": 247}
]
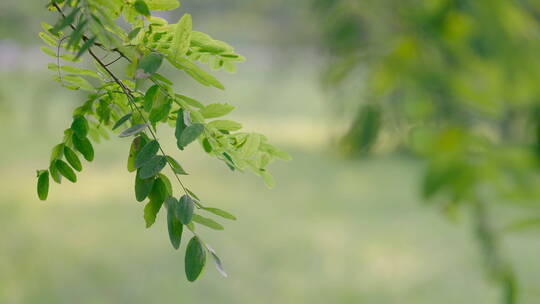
[
  {"left": 71, "top": 115, "right": 89, "bottom": 138},
  {"left": 177, "top": 194, "right": 194, "bottom": 224},
  {"left": 185, "top": 236, "right": 206, "bottom": 282},
  {"left": 64, "top": 146, "right": 82, "bottom": 172},
  {"left": 178, "top": 123, "right": 204, "bottom": 149},
  {"left": 202, "top": 207, "right": 236, "bottom": 220},
  {"left": 166, "top": 156, "right": 188, "bottom": 175},
  {"left": 72, "top": 135, "right": 94, "bottom": 161},
  {"left": 135, "top": 174, "right": 155, "bottom": 202},
  {"left": 137, "top": 52, "right": 163, "bottom": 78},
  {"left": 112, "top": 113, "right": 133, "bottom": 130},
  {"left": 37, "top": 170, "right": 49, "bottom": 201},
  {"left": 119, "top": 123, "right": 148, "bottom": 138},
  {"left": 135, "top": 140, "right": 160, "bottom": 168},
  {"left": 133, "top": 0, "right": 151, "bottom": 17},
  {"left": 158, "top": 174, "right": 173, "bottom": 196},
  {"left": 128, "top": 135, "right": 147, "bottom": 172},
  {"left": 75, "top": 36, "right": 96, "bottom": 60},
  {"left": 149, "top": 100, "right": 172, "bottom": 123},
  {"left": 49, "top": 161, "right": 62, "bottom": 184},
  {"left": 50, "top": 7, "right": 80, "bottom": 35},
  {"left": 55, "top": 159, "right": 77, "bottom": 183},
  {"left": 50, "top": 143, "right": 65, "bottom": 163},
  {"left": 144, "top": 177, "right": 167, "bottom": 228},
  {"left": 144, "top": 85, "right": 159, "bottom": 113},
  {"left": 138, "top": 155, "right": 167, "bottom": 179},
  {"left": 202, "top": 138, "right": 212, "bottom": 153},
  {"left": 128, "top": 27, "right": 142, "bottom": 40},
  {"left": 175, "top": 109, "right": 186, "bottom": 141},
  {"left": 192, "top": 214, "right": 224, "bottom": 230},
  {"left": 166, "top": 197, "right": 183, "bottom": 249}
]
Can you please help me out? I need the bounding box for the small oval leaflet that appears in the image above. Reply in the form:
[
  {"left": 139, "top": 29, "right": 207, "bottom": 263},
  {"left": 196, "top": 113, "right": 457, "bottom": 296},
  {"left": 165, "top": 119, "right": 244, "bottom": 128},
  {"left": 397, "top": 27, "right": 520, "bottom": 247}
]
[
  {"left": 112, "top": 113, "right": 133, "bottom": 130},
  {"left": 202, "top": 207, "right": 236, "bottom": 220},
  {"left": 135, "top": 174, "right": 155, "bottom": 202},
  {"left": 71, "top": 115, "right": 89, "bottom": 138},
  {"left": 119, "top": 123, "right": 148, "bottom": 138},
  {"left": 64, "top": 146, "right": 82, "bottom": 172},
  {"left": 55, "top": 159, "right": 77, "bottom": 183},
  {"left": 72, "top": 135, "right": 94, "bottom": 161},
  {"left": 185, "top": 236, "right": 206, "bottom": 282},
  {"left": 166, "top": 197, "right": 183, "bottom": 249},
  {"left": 135, "top": 140, "right": 160, "bottom": 168},
  {"left": 178, "top": 123, "right": 204, "bottom": 149},
  {"left": 192, "top": 214, "right": 224, "bottom": 230},
  {"left": 37, "top": 170, "right": 49, "bottom": 201},
  {"left": 136, "top": 52, "right": 163, "bottom": 78},
  {"left": 166, "top": 156, "right": 188, "bottom": 175},
  {"left": 133, "top": 0, "right": 150, "bottom": 17},
  {"left": 138, "top": 155, "right": 167, "bottom": 179},
  {"left": 177, "top": 194, "right": 194, "bottom": 224}
]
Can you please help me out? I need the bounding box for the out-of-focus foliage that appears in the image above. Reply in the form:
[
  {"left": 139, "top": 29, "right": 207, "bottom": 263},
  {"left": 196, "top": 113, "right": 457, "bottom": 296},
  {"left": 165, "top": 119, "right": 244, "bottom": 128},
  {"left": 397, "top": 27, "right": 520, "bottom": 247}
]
[{"left": 316, "top": 0, "right": 540, "bottom": 303}]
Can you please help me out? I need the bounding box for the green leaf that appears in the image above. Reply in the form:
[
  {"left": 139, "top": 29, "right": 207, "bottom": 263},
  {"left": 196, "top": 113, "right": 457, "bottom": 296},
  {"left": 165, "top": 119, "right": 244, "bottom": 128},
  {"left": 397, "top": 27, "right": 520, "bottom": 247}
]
[
  {"left": 138, "top": 155, "right": 167, "bottom": 179},
  {"left": 177, "top": 194, "right": 194, "bottom": 224},
  {"left": 178, "top": 123, "right": 204, "bottom": 149},
  {"left": 144, "top": 177, "right": 167, "bottom": 228},
  {"left": 241, "top": 134, "right": 261, "bottom": 158},
  {"left": 166, "top": 197, "right": 183, "bottom": 249},
  {"left": 55, "top": 159, "right": 77, "bottom": 183},
  {"left": 128, "top": 135, "right": 147, "bottom": 172},
  {"left": 149, "top": 100, "right": 172, "bottom": 123},
  {"left": 192, "top": 214, "right": 224, "bottom": 230},
  {"left": 75, "top": 36, "right": 96, "bottom": 60},
  {"left": 135, "top": 174, "right": 155, "bottom": 202},
  {"left": 50, "top": 7, "right": 80, "bottom": 35},
  {"left": 176, "top": 94, "right": 205, "bottom": 109},
  {"left": 144, "top": 85, "right": 160, "bottom": 113},
  {"left": 200, "top": 103, "right": 234, "bottom": 119},
  {"left": 64, "top": 146, "right": 82, "bottom": 172},
  {"left": 71, "top": 115, "right": 89, "bottom": 138},
  {"left": 158, "top": 174, "right": 173, "bottom": 196},
  {"left": 207, "top": 120, "right": 242, "bottom": 131},
  {"left": 202, "top": 207, "right": 236, "bottom": 220},
  {"left": 72, "top": 135, "right": 94, "bottom": 161},
  {"left": 112, "top": 113, "right": 133, "bottom": 130},
  {"left": 166, "top": 156, "right": 188, "bottom": 175},
  {"left": 135, "top": 140, "right": 160, "bottom": 168},
  {"left": 167, "top": 57, "right": 224, "bottom": 90},
  {"left": 145, "top": 0, "right": 180, "bottom": 10},
  {"left": 205, "top": 243, "right": 227, "bottom": 277},
  {"left": 37, "top": 170, "right": 49, "bottom": 201},
  {"left": 185, "top": 236, "right": 206, "bottom": 282},
  {"left": 171, "top": 14, "right": 192, "bottom": 60},
  {"left": 137, "top": 52, "right": 163, "bottom": 79},
  {"left": 119, "top": 123, "right": 148, "bottom": 137},
  {"left": 49, "top": 161, "right": 62, "bottom": 184},
  {"left": 128, "top": 27, "right": 142, "bottom": 40},
  {"left": 50, "top": 143, "right": 65, "bottom": 163},
  {"left": 133, "top": 0, "right": 151, "bottom": 17},
  {"left": 175, "top": 109, "right": 187, "bottom": 140}
]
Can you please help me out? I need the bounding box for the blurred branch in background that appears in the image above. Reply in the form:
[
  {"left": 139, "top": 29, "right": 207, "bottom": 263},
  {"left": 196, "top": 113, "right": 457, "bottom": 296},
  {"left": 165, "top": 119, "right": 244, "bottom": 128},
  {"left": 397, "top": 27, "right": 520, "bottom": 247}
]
[{"left": 316, "top": 0, "right": 540, "bottom": 303}]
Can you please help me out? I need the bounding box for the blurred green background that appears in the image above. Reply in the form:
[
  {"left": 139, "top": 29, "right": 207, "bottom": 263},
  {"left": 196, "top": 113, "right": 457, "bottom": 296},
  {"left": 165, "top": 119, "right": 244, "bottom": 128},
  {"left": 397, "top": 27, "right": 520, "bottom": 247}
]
[{"left": 0, "top": 1, "right": 539, "bottom": 303}]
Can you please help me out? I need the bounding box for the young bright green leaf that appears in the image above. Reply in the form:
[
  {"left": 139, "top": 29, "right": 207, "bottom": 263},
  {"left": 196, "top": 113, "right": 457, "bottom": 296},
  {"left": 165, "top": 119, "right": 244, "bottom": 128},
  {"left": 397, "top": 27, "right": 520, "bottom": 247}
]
[
  {"left": 241, "top": 134, "right": 261, "bottom": 158},
  {"left": 137, "top": 52, "right": 163, "bottom": 79},
  {"left": 135, "top": 140, "right": 160, "bottom": 168},
  {"left": 185, "top": 236, "right": 206, "bottom": 282},
  {"left": 112, "top": 113, "right": 133, "bottom": 130},
  {"left": 192, "top": 214, "right": 224, "bottom": 230},
  {"left": 71, "top": 115, "right": 89, "bottom": 138},
  {"left": 145, "top": 0, "right": 180, "bottom": 10},
  {"left": 133, "top": 0, "right": 151, "bottom": 17},
  {"left": 176, "top": 94, "right": 205, "bottom": 109},
  {"left": 200, "top": 103, "right": 234, "bottom": 119},
  {"left": 64, "top": 146, "right": 82, "bottom": 172},
  {"left": 207, "top": 120, "right": 242, "bottom": 131},
  {"left": 37, "top": 170, "right": 49, "bottom": 201},
  {"left": 166, "top": 156, "right": 188, "bottom": 175},
  {"left": 171, "top": 14, "right": 192, "bottom": 60},
  {"left": 72, "top": 135, "right": 94, "bottom": 161},
  {"left": 178, "top": 123, "right": 204, "bottom": 149},
  {"left": 166, "top": 197, "right": 183, "bottom": 249},
  {"left": 167, "top": 57, "right": 224, "bottom": 90},
  {"left": 138, "top": 155, "right": 167, "bottom": 179},
  {"left": 202, "top": 207, "right": 236, "bottom": 220},
  {"left": 55, "top": 159, "right": 77, "bottom": 183},
  {"left": 177, "top": 194, "right": 194, "bottom": 224},
  {"left": 119, "top": 123, "right": 148, "bottom": 137},
  {"left": 135, "top": 174, "right": 155, "bottom": 202}
]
